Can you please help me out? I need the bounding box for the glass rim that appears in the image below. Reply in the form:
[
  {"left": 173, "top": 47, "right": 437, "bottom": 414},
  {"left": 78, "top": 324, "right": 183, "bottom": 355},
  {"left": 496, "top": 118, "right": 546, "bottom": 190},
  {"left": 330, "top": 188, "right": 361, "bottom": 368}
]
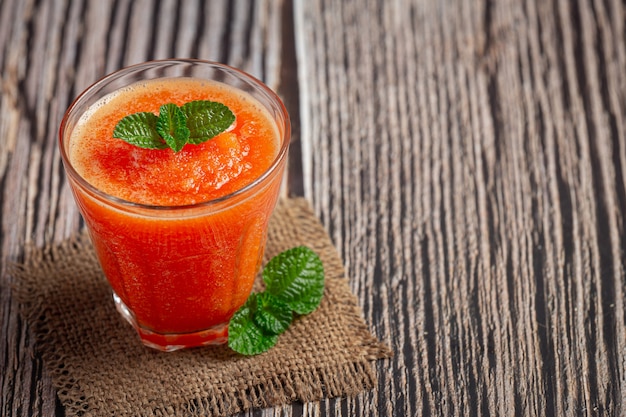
[{"left": 58, "top": 58, "right": 291, "bottom": 212}]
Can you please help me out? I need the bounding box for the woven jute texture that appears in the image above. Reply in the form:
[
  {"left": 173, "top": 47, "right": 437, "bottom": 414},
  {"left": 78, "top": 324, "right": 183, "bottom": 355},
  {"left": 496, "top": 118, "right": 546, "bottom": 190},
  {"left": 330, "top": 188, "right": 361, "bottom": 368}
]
[{"left": 12, "top": 197, "right": 391, "bottom": 417}]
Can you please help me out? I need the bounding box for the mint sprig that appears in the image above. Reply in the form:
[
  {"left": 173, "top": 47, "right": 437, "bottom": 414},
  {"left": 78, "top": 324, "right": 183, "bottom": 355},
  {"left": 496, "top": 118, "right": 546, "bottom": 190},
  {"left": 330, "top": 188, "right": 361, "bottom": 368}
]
[
  {"left": 156, "top": 103, "right": 190, "bottom": 152},
  {"left": 228, "top": 246, "right": 325, "bottom": 356},
  {"left": 113, "top": 100, "right": 235, "bottom": 152}
]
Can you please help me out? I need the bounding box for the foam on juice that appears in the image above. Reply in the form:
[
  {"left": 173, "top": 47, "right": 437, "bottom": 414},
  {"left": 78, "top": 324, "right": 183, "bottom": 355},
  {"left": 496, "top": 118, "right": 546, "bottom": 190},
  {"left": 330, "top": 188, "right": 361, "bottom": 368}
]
[{"left": 69, "top": 78, "right": 280, "bottom": 206}]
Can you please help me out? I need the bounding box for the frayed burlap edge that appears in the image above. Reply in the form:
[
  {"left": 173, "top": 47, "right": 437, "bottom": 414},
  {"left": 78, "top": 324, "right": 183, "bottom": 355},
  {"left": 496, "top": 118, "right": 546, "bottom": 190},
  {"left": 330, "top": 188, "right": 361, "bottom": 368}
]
[{"left": 10, "top": 197, "right": 392, "bottom": 417}]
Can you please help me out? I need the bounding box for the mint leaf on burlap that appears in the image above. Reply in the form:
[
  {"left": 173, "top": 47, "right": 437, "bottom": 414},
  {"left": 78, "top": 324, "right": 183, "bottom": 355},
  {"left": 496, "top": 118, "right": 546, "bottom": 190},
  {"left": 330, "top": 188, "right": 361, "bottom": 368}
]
[
  {"left": 228, "top": 246, "right": 325, "bottom": 356},
  {"left": 228, "top": 293, "right": 279, "bottom": 356},
  {"left": 263, "top": 246, "right": 325, "bottom": 315},
  {"left": 252, "top": 292, "right": 293, "bottom": 335}
]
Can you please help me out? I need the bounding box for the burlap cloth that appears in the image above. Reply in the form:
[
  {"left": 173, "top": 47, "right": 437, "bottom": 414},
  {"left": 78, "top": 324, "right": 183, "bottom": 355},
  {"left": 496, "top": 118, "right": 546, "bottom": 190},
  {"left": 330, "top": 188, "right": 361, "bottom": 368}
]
[{"left": 11, "top": 197, "right": 391, "bottom": 417}]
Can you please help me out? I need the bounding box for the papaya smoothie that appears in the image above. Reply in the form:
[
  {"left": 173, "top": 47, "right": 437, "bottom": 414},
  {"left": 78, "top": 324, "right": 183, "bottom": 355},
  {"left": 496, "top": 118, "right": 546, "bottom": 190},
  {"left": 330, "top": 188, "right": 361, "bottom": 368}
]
[{"left": 59, "top": 60, "right": 290, "bottom": 351}]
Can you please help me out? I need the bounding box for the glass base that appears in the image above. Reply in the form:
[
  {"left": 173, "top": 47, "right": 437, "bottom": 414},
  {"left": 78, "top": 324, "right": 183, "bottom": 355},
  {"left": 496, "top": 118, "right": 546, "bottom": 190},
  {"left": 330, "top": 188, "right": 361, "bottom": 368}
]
[{"left": 112, "top": 292, "right": 229, "bottom": 352}]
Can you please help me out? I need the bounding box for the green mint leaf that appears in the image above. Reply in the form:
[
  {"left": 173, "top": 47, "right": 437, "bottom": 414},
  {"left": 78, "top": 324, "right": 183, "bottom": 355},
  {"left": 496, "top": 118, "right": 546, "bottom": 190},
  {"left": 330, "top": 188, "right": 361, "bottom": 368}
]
[
  {"left": 252, "top": 293, "right": 293, "bottom": 335},
  {"left": 156, "top": 103, "right": 190, "bottom": 152},
  {"left": 263, "top": 246, "right": 325, "bottom": 315},
  {"left": 113, "top": 112, "right": 167, "bottom": 149},
  {"left": 181, "top": 100, "right": 235, "bottom": 144},
  {"left": 113, "top": 100, "right": 235, "bottom": 151},
  {"left": 228, "top": 247, "right": 326, "bottom": 356},
  {"left": 228, "top": 293, "right": 278, "bottom": 356}
]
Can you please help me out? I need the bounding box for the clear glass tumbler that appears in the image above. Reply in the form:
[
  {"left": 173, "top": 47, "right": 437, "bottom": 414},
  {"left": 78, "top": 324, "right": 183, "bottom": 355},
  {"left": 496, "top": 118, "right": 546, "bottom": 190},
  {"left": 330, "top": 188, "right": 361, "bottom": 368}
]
[{"left": 59, "top": 59, "right": 290, "bottom": 351}]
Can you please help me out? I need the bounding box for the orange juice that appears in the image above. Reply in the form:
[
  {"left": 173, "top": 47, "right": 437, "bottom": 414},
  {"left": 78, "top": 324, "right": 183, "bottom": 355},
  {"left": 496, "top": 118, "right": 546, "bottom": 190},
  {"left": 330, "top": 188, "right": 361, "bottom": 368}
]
[{"left": 59, "top": 60, "right": 290, "bottom": 351}]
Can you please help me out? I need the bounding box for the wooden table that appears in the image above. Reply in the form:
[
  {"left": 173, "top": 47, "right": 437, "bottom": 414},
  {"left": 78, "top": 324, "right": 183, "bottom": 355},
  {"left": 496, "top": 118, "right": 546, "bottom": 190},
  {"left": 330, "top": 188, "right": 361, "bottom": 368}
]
[{"left": 2, "top": 0, "right": 626, "bottom": 415}]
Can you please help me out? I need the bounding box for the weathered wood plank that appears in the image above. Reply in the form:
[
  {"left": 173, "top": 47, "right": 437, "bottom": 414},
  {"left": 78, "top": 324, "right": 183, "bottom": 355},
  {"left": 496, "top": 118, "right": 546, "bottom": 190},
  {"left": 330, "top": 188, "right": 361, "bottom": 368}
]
[{"left": 296, "top": 0, "right": 626, "bottom": 415}]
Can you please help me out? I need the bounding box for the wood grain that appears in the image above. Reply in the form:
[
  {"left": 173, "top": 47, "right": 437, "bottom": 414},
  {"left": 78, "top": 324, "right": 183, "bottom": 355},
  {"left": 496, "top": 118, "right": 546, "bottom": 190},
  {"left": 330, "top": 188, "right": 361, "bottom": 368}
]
[
  {"left": 296, "top": 0, "right": 626, "bottom": 415},
  {"left": 2, "top": 0, "right": 626, "bottom": 416}
]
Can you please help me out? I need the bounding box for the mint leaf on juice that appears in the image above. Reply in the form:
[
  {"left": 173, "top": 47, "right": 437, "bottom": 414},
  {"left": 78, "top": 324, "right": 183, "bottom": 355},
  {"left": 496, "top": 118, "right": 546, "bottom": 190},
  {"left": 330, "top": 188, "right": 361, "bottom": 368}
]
[
  {"left": 228, "top": 293, "right": 279, "bottom": 356},
  {"left": 113, "top": 100, "right": 235, "bottom": 152},
  {"left": 113, "top": 112, "right": 168, "bottom": 149},
  {"left": 263, "top": 246, "right": 325, "bottom": 315},
  {"left": 181, "top": 100, "right": 236, "bottom": 144},
  {"left": 228, "top": 246, "right": 325, "bottom": 356},
  {"left": 156, "top": 103, "right": 190, "bottom": 152}
]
